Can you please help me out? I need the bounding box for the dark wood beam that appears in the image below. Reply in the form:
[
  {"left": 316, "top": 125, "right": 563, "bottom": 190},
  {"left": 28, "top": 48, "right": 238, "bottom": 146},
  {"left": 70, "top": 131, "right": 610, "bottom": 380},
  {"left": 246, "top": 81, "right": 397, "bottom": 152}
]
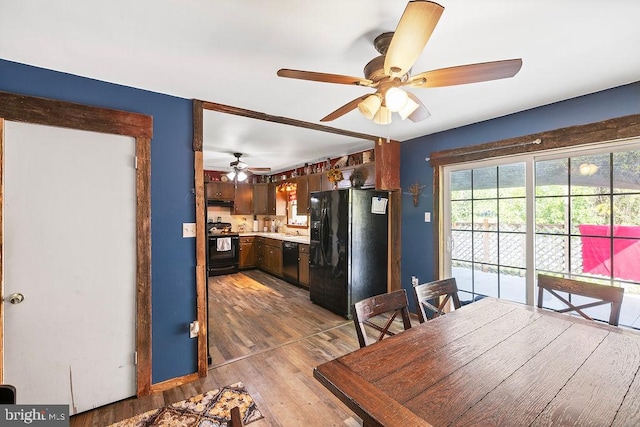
[
  {"left": 200, "top": 100, "right": 391, "bottom": 143},
  {"left": 0, "top": 90, "right": 153, "bottom": 139},
  {"left": 429, "top": 114, "right": 640, "bottom": 167}
]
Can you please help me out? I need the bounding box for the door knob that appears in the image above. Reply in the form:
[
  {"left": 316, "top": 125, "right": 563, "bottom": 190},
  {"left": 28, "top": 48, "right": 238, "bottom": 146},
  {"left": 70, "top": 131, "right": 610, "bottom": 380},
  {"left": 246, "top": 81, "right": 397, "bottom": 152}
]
[{"left": 7, "top": 293, "right": 24, "bottom": 304}]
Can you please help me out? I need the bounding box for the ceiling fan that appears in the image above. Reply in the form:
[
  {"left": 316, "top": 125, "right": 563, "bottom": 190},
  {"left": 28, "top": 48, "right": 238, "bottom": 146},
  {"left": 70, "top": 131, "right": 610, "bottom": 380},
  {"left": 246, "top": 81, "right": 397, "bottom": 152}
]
[
  {"left": 277, "top": 0, "right": 522, "bottom": 124},
  {"left": 226, "top": 153, "right": 271, "bottom": 182}
]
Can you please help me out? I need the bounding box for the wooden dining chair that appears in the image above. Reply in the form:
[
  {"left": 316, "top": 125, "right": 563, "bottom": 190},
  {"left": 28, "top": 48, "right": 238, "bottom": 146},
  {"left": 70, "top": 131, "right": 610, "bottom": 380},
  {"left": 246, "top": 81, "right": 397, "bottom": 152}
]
[
  {"left": 0, "top": 384, "right": 16, "bottom": 404},
  {"left": 413, "top": 278, "right": 462, "bottom": 323},
  {"left": 229, "top": 406, "right": 243, "bottom": 427},
  {"left": 352, "top": 289, "right": 412, "bottom": 348},
  {"left": 537, "top": 274, "right": 624, "bottom": 326}
]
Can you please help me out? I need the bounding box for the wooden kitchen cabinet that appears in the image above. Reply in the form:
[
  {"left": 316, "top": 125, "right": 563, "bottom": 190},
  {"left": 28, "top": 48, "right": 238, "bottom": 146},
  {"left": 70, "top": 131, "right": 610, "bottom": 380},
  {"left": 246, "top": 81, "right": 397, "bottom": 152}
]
[
  {"left": 264, "top": 238, "right": 283, "bottom": 277},
  {"left": 307, "top": 173, "right": 329, "bottom": 193},
  {"left": 308, "top": 174, "right": 320, "bottom": 192},
  {"left": 298, "top": 243, "right": 310, "bottom": 288},
  {"left": 295, "top": 176, "right": 309, "bottom": 214},
  {"left": 252, "top": 183, "right": 268, "bottom": 214},
  {"left": 239, "top": 236, "right": 255, "bottom": 269},
  {"left": 256, "top": 237, "right": 265, "bottom": 269},
  {"left": 233, "top": 183, "right": 253, "bottom": 215},
  {"left": 206, "top": 181, "right": 235, "bottom": 200}
]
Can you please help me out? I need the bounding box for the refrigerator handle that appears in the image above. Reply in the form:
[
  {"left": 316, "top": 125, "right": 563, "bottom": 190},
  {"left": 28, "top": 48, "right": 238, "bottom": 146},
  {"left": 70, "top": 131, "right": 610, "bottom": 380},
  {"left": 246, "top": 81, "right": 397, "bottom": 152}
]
[{"left": 320, "top": 207, "right": 328, "bottom": 264}]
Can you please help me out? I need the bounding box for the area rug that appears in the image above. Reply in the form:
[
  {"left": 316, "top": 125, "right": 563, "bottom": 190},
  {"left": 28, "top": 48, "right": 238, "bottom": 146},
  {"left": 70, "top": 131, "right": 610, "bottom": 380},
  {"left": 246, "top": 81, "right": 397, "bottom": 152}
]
[{"left": 109, "top": 382, "right": 263, "bottom": 427}]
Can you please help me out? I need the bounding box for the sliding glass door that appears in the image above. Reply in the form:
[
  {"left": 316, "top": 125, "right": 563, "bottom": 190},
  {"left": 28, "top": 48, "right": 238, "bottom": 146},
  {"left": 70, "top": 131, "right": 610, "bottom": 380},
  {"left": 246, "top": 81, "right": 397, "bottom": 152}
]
[
  {"left": 444, "top": 160, "right": 531, "bottom": 304},
  {"left": 442, "top": 140, "right": 640, "bottom": 327}
]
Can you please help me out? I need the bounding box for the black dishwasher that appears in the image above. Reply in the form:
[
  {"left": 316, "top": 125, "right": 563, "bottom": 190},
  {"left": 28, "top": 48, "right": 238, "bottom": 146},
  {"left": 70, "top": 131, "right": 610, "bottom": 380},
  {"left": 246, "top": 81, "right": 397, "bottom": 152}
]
[{"left": 282, "top": 241, "right": 299, "bottom": 285}]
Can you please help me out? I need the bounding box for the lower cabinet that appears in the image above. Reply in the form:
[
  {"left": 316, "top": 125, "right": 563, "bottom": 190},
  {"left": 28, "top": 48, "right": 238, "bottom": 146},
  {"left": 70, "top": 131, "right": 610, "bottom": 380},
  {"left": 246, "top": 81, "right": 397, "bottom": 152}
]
[
  {"left": 264, "top": 238, "right": 283, "bottom": 277},
  {"left": 298, "top": 243, "right": 310, "bottom": 288},
  {"left": 256, "top": 237, "right": 265, "bottom": 269},
  {"left": 239, "top": 236, "right": 255, "bottom": 269},
  {"left": 252, "top": 236, "right": 308, "bottom": 283}
]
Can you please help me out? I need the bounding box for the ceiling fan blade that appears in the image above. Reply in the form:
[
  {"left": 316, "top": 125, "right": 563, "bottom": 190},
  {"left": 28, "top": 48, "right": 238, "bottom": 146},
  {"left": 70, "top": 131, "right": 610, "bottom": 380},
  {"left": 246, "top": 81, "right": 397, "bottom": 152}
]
[
  {"left": 406, "top": 92, "right": 431, "bottom": 122},
  {"left": 408, "top": 59, "right": 523, "bottom": 88},
  {"left": 384, "top": 1, "right": 444, "bottom": 78},
  {"left": 320, "top": 95, "right": 369, "bottom": 122},
  {"left": 277, "top": 69, "right": 374, "bottom": 87}
]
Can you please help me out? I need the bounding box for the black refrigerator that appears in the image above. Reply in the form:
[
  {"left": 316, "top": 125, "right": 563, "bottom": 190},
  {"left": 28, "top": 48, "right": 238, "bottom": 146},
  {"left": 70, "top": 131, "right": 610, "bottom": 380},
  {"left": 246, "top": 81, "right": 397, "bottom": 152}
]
[{"left": 309, "top": 188, "right": 389, "bottom": 319}]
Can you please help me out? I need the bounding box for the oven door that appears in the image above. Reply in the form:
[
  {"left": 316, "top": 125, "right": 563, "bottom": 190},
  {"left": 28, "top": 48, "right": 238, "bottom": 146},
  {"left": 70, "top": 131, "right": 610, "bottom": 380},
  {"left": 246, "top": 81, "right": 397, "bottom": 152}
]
[{"left": 208, "top": 235, "right": 239, "bottom": 276}]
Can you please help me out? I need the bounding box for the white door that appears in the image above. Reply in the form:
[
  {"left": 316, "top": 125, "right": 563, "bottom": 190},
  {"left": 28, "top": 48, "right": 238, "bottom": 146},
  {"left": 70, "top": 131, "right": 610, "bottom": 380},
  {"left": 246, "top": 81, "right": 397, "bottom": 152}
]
[{"left": 3, "top": 121, "right": 137, "bottom": 413}]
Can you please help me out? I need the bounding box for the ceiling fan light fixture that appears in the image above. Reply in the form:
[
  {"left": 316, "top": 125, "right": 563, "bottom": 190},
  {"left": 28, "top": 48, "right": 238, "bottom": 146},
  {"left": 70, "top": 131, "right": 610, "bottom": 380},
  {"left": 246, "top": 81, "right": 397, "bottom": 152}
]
[
  {"left": 373, "top": 106, "right": 392, "bottom": 125},
  {"left": 385, "top": 87, "right": 409, "bottom": 112},
  {"left": 358, "top": 94, "right": 381, "bottom": 120},
  {"left": 227, "top": 170, "right": 236, "bottom": 180},
  {"left": 237, "top": 170, "right": 248, "bottom": 182},
  {"left": 398, "top": 97, "right": 420, "bottom": 120}
]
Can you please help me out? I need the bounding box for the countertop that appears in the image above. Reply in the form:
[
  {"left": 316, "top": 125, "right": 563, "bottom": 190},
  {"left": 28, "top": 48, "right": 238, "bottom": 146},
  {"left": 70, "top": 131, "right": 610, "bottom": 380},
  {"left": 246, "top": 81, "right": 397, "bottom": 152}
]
[{"left": 239, "top": 232, "right": 310, "bottom": 245}]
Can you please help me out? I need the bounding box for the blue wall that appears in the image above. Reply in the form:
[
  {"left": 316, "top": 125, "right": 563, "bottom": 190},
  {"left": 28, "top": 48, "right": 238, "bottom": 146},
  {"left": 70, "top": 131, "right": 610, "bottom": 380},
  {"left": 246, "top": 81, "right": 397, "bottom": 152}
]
[
  {"left": 0, "top": 59, "right": 197, "bottom": 383},
  {"left": 400, "top": 82, "right": 640, "bottom": 311}
]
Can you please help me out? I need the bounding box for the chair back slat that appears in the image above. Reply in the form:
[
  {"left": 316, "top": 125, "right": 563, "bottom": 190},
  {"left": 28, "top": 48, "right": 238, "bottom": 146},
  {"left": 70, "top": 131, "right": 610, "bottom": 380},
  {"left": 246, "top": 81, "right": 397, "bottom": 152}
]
[
  {"left": 352, "top": 290, "right": 412, "bottom": 348},
  {"left": 0, "top": 385, "right": 16, "bottom": 404},
  {"left": 537, "top": 274, "right": 624, "bottom": 326},
  {"left": 413, "top": 278, "right": 462, "bottom": 323}
]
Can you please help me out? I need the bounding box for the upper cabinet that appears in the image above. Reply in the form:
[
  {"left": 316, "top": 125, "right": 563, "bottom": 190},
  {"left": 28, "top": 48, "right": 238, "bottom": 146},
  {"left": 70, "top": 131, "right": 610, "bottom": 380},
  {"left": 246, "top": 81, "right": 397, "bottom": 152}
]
[
  {"left": 233, "top": 183, "right": 252, "bottom": 215},
  {"left": 295, "top": 176, "right": 309, "bottom": 214},
  {"left": 206, "top": 181, "right": 235, "bottom": 201},
  {"left": 252, "top": 183, "right": 270, "bottom": 215}
]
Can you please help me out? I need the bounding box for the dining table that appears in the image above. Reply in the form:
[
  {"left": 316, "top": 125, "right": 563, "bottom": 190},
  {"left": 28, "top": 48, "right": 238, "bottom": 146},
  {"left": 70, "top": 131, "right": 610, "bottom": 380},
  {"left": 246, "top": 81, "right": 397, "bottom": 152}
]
[{"left": 314, "top": 297, "right": 640, "bottom": 426}]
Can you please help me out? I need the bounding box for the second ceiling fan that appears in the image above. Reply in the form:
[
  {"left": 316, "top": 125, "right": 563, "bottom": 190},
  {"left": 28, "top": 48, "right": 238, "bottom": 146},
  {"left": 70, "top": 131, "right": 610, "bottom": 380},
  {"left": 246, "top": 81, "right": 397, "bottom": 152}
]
[{"left": 277, "top": 0, "right": 522, "bottom": 124}]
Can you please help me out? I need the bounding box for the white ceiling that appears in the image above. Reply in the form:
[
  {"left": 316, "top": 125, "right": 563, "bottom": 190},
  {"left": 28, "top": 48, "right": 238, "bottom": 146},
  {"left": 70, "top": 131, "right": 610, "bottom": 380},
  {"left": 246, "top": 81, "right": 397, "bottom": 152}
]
[{"left": 1, "top": 1, "right": 639, "bottom": 174}]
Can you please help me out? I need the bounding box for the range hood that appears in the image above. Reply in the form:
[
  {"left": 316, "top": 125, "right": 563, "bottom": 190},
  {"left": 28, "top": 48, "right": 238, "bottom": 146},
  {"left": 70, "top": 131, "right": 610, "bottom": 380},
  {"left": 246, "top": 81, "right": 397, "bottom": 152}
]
[{"left": 207, "top": 199, "right": 234, "bottom": 207}]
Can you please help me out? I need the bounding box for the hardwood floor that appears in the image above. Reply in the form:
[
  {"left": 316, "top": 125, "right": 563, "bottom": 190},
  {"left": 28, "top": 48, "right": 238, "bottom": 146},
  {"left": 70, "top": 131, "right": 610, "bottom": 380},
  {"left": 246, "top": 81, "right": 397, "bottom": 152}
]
[{"left": 70, "top": 270, "right": 372, "bottom": 426}]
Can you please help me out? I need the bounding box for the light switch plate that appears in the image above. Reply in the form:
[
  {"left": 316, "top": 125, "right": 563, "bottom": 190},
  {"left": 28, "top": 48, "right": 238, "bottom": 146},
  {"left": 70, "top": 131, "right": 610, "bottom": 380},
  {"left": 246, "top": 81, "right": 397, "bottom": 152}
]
[
  {"left": 182, "top": 223, "right": 196, "bottom": 238},
  {"left": 425, "top": 212, "right": 431, "bottom": 222},
  {"left": 189, "top": 321, "right": 199, "bottom": 338}
]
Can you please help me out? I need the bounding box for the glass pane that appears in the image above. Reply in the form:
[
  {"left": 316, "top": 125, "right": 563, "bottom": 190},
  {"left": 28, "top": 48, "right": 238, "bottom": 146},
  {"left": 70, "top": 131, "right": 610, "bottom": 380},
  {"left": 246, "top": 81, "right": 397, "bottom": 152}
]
[
  {"left": 613, "top": 150, "right": 640, "bottom": 194},
  {"left": 536, "top": 196, "right": 567, "bottom": 234},
  {"left": 613, "top": 237, "right": 640, "bottom": 282},
  {"left": 613, "top": 194, "right": 640, "bottom": 225},
  {"left": 452, "top": 260, "right": 473, "bottom": 292},
  {"left": 498, "top": 163, "right": 525, "bottom": 198},
  {"left": 536, "top": 158, "right": 568, "bottom": 197},
  {"left": 619, "top": 281, "right": 640, "bottom": 328},
  {"left": 500, "top": 267, "right": 526, "bottom": 303},
  {"left": 473, "top": 231, "right": 498, "bottom": 264},
  {"left": 473, "top": 167, "right": 497, "bottom": 199},
  {"left": 570, "top": 153, "right": 610, "bottom": 195},
  {"left": 574, "top": 235, "right": 613, "bottom": 278},
  {"left": 535, "top": 234, "right": 568, "bottom": 273},
  {"left": 500, "top": 232, "right": 525, "bottom": 268},
  {"left": 451, "top": 169, "right": 472, "bottom": 200},
  {"left": 571, "top": 195, "right": 610, "bottom": 234},
  {"left": 451, "top": 200, "right": 472, "bottom": 229},
  {"left": 452, "top": 230, "right": 472, "bottom": 261},
  {"left": 458, "top": 290, "right": 475, "bottom": 303},
  {"left": 473, "top": 263, "right": 498, "bottom": 297},
  {"left": 473, "top": 199, "right": 497, "bottom": 231},
  {"left": 499, "top": 198, "right": 525, "bottom": 232}
]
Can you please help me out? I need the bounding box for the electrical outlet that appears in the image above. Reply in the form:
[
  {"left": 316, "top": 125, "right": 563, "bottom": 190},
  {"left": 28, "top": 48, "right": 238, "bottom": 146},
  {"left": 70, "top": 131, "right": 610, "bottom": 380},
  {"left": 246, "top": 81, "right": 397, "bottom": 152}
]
[
  {"left": 182, "top": 223, "right": 196, "bottom": 238},
  {"left": 425, "top": 212, "right": 431, "bottom": 222},
  {"left": 189, "top": 321, "right": 199, "bottom": 338},
  {"left": 411, "top": 276, "right": 419, "bottom": 286}
]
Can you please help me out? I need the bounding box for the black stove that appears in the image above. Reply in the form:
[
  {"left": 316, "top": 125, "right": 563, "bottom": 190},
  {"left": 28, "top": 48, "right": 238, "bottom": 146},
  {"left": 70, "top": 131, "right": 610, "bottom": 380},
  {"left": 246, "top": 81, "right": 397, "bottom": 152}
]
[
  {"left": 207, "top": 221, "right": 238, "bottom": 237},
  {"left": 207, "top": 221, "right": 239, "bottom": 276}
]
